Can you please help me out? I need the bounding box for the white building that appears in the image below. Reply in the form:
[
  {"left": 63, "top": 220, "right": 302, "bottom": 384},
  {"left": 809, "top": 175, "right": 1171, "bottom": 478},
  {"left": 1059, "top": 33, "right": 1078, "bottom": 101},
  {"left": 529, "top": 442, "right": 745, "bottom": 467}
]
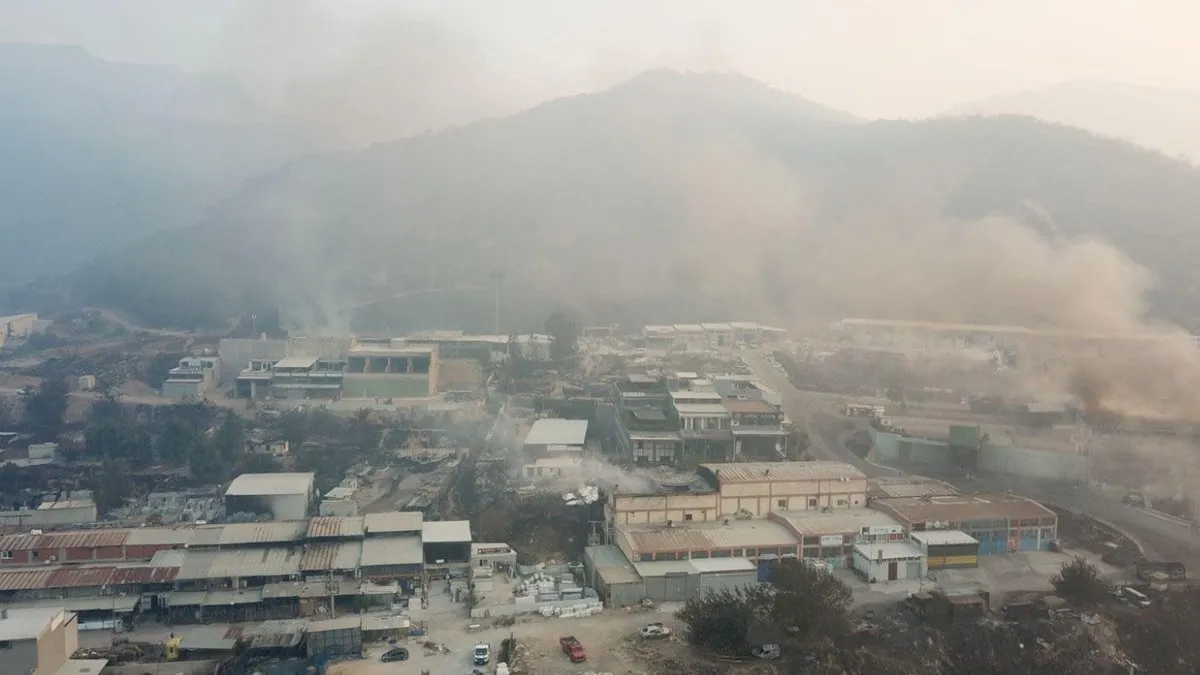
[
  {"left": 522, "top": 457, "right": 583, "bottom": 480},
  {"left": 224, "top": 473, "right": 315, "bottom": 521},
  {"left": 852, "top": 541, "right": 926, "bottom": 583},
  {"left": 0, "top": 606, "right": 78, "bottom": 675},
  {"left": 523, "top": 419, "right": 588, "bottom": 457}
]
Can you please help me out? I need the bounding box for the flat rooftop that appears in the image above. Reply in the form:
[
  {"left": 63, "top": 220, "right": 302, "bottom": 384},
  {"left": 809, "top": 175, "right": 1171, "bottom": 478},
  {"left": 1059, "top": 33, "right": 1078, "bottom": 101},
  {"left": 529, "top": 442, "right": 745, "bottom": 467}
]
[
  {"left": 854, "top": 541, "right": 924, "bottom": 560},
  {"left": 873, "top": 493, "right": 1057, "bottom": 525},
  {"left": 523, "top": 419, "right": 589, "bottom": 447},
  {"left": 364, "top": 511, "right": 423, "bottom": 534},
  {"left": 721, "top": 399, "right": 778, "bottom": 415},
  {"left": 868, "top": 477, "right": 960, "bottom": 499},
  {"left": 772, "top": 509, "right": 904, "bottom": 537},
  {"left": 617, "top": 521, "right": 798, "bottom": 555},
  {"left": 700, "top": 461, "right": 866, "bottom": 484},
  {"left": 909, "top": 530, "right": 979, "bottom": 547},
  {"left": 273, "top": 356, "right": 318, "bottom": 370},
  {"left": 225, "top": 472, "right": 314, "bottom": 497},
  {"left": 348, "top": 341, "right": 435, "bottom": 355},
  {"left": 421, "top": 520, "right": 472, "bottom": 544},
  {"left": 0, "top": 606, "right": 67, "bottom": 641}
]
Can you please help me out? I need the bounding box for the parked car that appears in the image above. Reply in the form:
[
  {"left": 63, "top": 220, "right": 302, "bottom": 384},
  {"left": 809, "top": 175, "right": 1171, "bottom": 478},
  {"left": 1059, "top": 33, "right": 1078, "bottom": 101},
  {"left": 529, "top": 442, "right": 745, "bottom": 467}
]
[
  {"left": 560, "top": 636, "right": 587, "bottom": 662},
  {"left": 639, "top": 623, "right": 672, "bottom": 639},
  {"left": 381, "top": 647, "right": 409, "bottom": 662},
  {"left": 752, "top": 644, "right": 781, "bottom": 660},
  {"left": 473, "top": 642, "right": 491, "bottom": 665}
]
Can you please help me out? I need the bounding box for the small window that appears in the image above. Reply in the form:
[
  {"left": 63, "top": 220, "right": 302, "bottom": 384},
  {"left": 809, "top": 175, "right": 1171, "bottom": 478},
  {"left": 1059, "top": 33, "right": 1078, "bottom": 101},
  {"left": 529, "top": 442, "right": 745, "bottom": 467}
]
[
  {"left": 0, "top": 551, "right": 11, "bottom": 560},
  {"left": 639, "top": 554, "right": 653, "bottom": 562},
  {"left": 777, "top": 499, "right": 787, "bottom": 508},
  {"left": 684, "top": 513, "right": 694, "bottom": 521},
  {"left": 30, "top": 551, "right": 38, "bottom": 560},
  {"left": 0, "top": 640, "right": 11, "bottom": 649},
  {"left": 807, "top": 498, "right": 817, "bottom": 508},
  {"left": 836, "top": 499, "right": 847, "bottom": 506}
]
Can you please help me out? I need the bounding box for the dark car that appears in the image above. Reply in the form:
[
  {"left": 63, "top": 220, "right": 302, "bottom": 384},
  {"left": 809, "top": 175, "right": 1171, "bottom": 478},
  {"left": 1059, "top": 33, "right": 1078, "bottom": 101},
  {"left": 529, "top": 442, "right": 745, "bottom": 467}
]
[{"left": 381, "top": 647, "right": 410, "bottom": 662}]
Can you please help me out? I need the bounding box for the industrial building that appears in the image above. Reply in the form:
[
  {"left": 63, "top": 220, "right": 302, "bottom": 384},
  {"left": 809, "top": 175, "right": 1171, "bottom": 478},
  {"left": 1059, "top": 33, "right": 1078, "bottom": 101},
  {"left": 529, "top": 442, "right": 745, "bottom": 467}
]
[
  {"left": 909, "top": 530, "right": 980, "bottom": 569},
  {"left": 421, "top": 520, "right": 472, "bottom": 580},
  {"left": 0, "top": 606, "right": 78, "bottom": 675},
  {"left": 671, "top": 385, "right": 735, "bottom": 463},
  {"left": 768, "top": 509, "right": 907, "bottom": 569},
  {"left": 698, "top": 461, "right": 868, "bottom": 516},
  {"left": 343, "top": 340, "right": 438, "bottom": 399},
  {"left": 0, "top": 511, "right": 468, "bottom": 625},
  {"left": 604, "top": 461, "right": 868, "bottom": 526},
  {"left": 224, "top": 473, "right": 315, "bottom": 521},
  {"left": 583, "top": 545, "right": 760, "bottom": 606},
  {"left": 871, "top": 493, "right": 1058, "bottom": 554},
  {"left": 852, "top": 541, "right": 927, "bottom": 583},
  {"left": 264, "top": 357, "right": 346, "bottom": 400},
  {"left": 613, "top": 520, "right": 799, "bottom": 564},
  {"left": 161, "top": 356, "right": 221, "bottom": 399},
  {"left": 0, "top": 313, "right": 44, "bottom": 350},
  {"left": 0, "top": 491, "right": 96, "bottom": 529},
  {"left": 522, "top": 419, "right": 589, "bottom": 457}
]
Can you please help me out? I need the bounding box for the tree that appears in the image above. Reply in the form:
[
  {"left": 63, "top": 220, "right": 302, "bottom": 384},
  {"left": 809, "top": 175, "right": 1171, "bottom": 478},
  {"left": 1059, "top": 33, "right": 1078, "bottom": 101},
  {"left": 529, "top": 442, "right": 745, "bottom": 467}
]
[
  {"left": 143, "top": 352, "right": 185, "bottom": 390},
  {"left": 1051, "top": 556, "right": 1106, "bottom": 603},
  {"left": 545, "top": 309, "right": 582, "bottom": 361},
  {"left": 676, "top": 558, "right": 853, "bottom": 655},
  {"left": 93, "top": 457, "right": 133, "bottom": 514},
  {"left": 23, "top": 377, "right": 70, "bottom": 438},
  {"left": 213, "top": 414, "right": 245, "bottom": 463},
  {"left": 675, "top": 585, "right": 774, "bottom": 654},
  {"left": 769, "top": 559, "right": 853, "bottom": 647}
]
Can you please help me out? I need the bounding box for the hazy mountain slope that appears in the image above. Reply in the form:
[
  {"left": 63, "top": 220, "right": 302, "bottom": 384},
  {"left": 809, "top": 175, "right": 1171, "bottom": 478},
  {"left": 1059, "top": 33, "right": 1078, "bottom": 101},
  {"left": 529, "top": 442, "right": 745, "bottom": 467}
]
[
  {"left": 0, "top": 44, "right": 323, "bottom": 286},
  {"left": 945, "top": 80, "right": 1200, "bottom": 163},
  {"left": 39, "top": 70, "right": 1200, "bottom": 335}
]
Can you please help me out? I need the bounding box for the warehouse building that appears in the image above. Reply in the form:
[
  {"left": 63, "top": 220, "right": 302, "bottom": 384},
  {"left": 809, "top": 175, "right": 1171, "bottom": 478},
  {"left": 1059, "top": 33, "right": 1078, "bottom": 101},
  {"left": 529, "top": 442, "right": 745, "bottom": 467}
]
[
  {"left": 0, "top": 606, "right": 78, "bottom": 675},
  {"left": 871, "top": 493, "right": 1058, "bottom": 554},
  {"left": 768, "top": 509, "right": 907, "bottom": 569},
  {"left": 224, "top": 473, "right": 316, "bottom": 521},
  {"left": 421, "top": 520, "right": 473, "bottom": 580},
  {"left": 909, "top": 530, "right": 980, "bottom": 569},
  {"left": 359, "top": 537, "right": 423, "bottom": 589},
  {"left": 698, "top": 461, "right": 868, "bottom": 517},
  {"left": 343, "top": 340, "right": 439, "bottom": 399},
  {"left": 614, "top": 520, "right": 799, "bottom": 583},
  {"left": 852, "top": 541, "right": 927, "bottom": 583},
  {"left": 634, "top": 557, "right": 759, "bottom": 602},
  {"left": 522, "top": 419, "right": 588, "bottom": 457}
]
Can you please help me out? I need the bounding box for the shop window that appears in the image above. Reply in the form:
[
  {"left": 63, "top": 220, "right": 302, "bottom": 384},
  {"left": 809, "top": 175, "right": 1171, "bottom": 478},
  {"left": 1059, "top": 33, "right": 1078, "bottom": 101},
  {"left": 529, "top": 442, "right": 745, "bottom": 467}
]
[{"left": 684, "top": 513, "right": 694, "bottom": 521}]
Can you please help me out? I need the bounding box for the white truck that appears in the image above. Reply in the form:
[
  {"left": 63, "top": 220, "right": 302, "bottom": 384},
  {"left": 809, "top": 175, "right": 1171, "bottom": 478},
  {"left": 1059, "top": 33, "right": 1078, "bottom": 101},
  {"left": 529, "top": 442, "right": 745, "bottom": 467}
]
[{"left": 473, "top": 642, "right": 491, "bottom": 665}]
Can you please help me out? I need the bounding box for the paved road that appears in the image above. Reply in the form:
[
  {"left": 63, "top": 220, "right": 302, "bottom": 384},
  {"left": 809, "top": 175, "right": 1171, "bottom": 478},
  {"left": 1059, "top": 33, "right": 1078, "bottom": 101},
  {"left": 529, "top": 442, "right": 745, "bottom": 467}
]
[{"left": 743, "top": 350, "right": 1200, "bottom": 565}]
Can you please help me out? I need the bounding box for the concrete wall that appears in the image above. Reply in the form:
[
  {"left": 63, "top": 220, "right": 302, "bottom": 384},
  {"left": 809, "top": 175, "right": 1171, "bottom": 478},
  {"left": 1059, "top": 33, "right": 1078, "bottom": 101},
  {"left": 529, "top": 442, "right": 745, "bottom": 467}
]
[
  {"left": 978, "top": 444, "right": 1088, "bottom": 483},
  {"left": 607, "top": 493, "right": 720, "bottom": 525},
  {"left": 9, "top": 638, "right": 37, "bottom": 675},
  {"left": 35, "top": 612, "right": 77, "bottom": 675},
  {"left": 869, "top": 428, "right": 951, "bottom": 465}
]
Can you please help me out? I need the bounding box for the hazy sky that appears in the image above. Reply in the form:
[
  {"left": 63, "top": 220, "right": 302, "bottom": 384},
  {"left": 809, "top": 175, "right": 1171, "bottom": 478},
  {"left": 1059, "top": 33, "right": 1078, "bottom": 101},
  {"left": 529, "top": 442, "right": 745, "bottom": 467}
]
[{"left": 1, "top": 0, "right": 1196, "bottom": 119}]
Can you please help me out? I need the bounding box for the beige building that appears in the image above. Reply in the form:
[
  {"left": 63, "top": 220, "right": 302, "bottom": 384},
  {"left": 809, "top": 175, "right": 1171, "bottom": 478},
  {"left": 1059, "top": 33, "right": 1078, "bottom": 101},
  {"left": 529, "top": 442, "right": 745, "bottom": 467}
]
[
  {"left": 699, "top": 462, "right": 867, "bottom": 517},
  {"left": 605, "top": 461, "right": 868, "bottom": 526},
  {"left": 0, "top": 606, "right": 79, "bottom": 675}
]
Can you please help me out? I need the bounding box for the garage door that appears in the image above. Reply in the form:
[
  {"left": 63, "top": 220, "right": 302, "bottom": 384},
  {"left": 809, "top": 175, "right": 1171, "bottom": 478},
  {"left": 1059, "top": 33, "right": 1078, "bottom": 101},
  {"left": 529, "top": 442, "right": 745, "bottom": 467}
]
[
  {"left": 663, "top": 573, "right": 690, "bottom": 602},
  {"left": 905, "top": 562, "right": 922, "bottom": 580},
  {"left": 643, "top": 577, "right": 667, "bottom": 602}
]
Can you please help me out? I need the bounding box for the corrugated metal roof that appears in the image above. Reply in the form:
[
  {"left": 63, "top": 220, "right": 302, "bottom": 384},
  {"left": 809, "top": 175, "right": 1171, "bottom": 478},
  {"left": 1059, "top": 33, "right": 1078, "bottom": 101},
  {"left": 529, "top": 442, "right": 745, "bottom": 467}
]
[
  {"left": 203, "top": 547, "right": 301, "bottom": 579},
  {"left": 584, "top": 545, "right": 640, "bottom": 586},
  {"left": 909, "top": 530, "right": 980, "bottom": 547},
  {"left": 307, "top": 615, "right": 362, "bottom": 632},
  {"left": 874, "top": 493, "right": 1056, "bottom": 525},
  {"left": 360, "top": 537, "right": 423, "bottom": 567},
  {"left": 633, "top": 560, "right": 694, "bottom": 577},
  {"left": 0, "top": 529, "right": 130, "bottom": 552},
  {"left": 0, "top": 567, "right": 54, "bottom": 591},
  {"left": 185, "top": 526, "right": 225, "bottom": 548},
  {"left": 523, "top": 419, "right": 588, "bottom": 447},
  {"left": 225, "top": 473, "right": 315, "bottom": 497},
  {"left": 700, "top": 461, "right": 865, "bottom": 484},
  {"left": 774, "top": 510, "right": 904, "bottom": 537},
  {"left": 125, "top": 526, "right": 196, "bottom": 547},
  {"left": 867, "top": 477, "right": 960, "bottom": 499},
  {"left": 421, "top": 520, "right": 471, "bottom": 543},
  {"left": 0, "top": 564, "right": 178, "bottom": 592},
  {"left": 248, "top": 619, "right": 307, "bottom": 649},
  {"left": 176, "top": 550, "right": 219, "bottom": 580},
  {"left": 218, "top": 521, "right": 307, "bottom": 546},
  {"left": 618, "top": 521, "right": 798, "bottom": 554},
  {"left": 149, "top": 549, "right": 187, "bottom": 568},
  {"left": 307, "top": 516, "right": 365, "bottom": 539},
  {"left": 300, "top": 541, "right": 363, "bottom": 571},
  {"left": 363, "top": 511, "right": 423, "bottom": 535}
]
